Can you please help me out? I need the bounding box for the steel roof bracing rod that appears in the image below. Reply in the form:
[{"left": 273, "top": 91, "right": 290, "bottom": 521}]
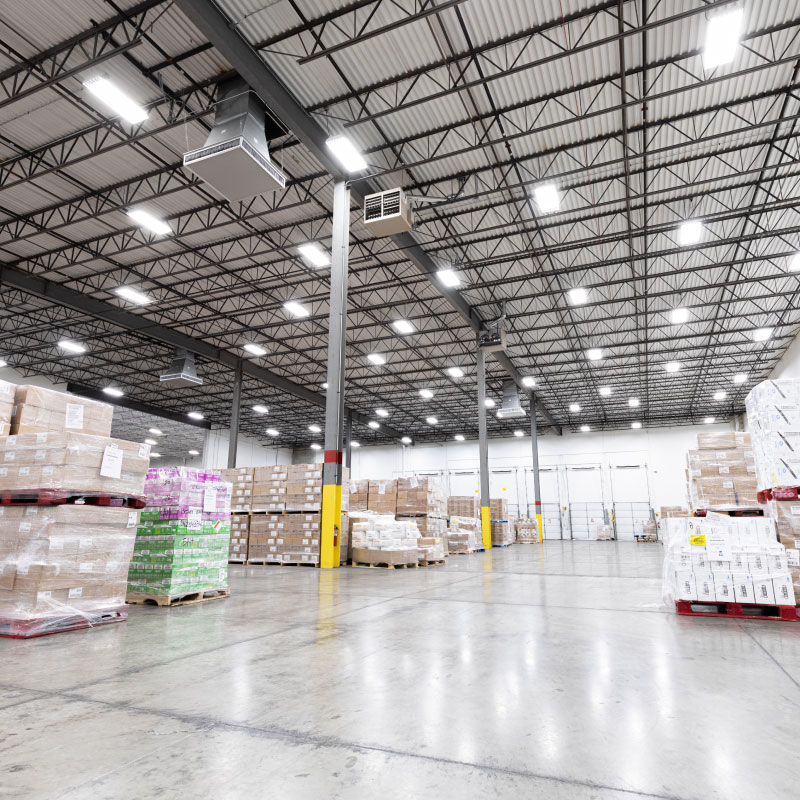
[{"left": 173, "top": 0, "right": 561, "bottom": 435}]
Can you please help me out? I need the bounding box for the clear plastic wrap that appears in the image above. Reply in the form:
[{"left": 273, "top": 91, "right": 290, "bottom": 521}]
[
  {"left": 349, "top": 479, "right": 369, "bottom": 512},
  {"left": 0, "top": 432, "right": 150, "bottom": 496},
  {"left": 685, "top": 438, "right": 757, "bottom": 511},
  {"left": 0, "top": 505, "right": 139, "bottom": 627},
  {"left": 418, "top": 536, "right": 445, "bottom": 562},
  {"left": 221, "top": 467, "right": 254, "bottom": 513},
  {"left": 11, "top": 385, "right": 113, "bottom": 437},
  {"left": 351, "top": 514, "right": 420, "bottom": 565},
  {"left": 367, "top": 479, "right": 398, "bottom": 513},
  {"left": 447, "top": 515, "right": 480, "bottom": 552},
  {"left": 660, "top": 514, "right": 795, "bottom": 607},
  {"left": 514, "top": 518, "right": 541, "bottom": 543},
  {"left": 248, "top": 512, "right": 320, "bottom": 564},
  {"left": 448, "top": 495, "right": 478, "bottom": 517},
  {"left": 0, "top": 379, "right": 15, "bottom": 437},
  {"left": 396, "top": 475, "right": 447, "bottom": 516}
]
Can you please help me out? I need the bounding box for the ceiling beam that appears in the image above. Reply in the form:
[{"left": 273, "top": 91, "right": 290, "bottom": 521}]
[{"left": 174, "top": 0, "right": 561, "bottom": 435}]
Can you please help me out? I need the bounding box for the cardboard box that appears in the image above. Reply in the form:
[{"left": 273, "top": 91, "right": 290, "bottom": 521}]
[
  {"left": 772, "top": 574, "right": 796, "bottom": 606},
  {"left": 674, "top": 570, "right": 697, "bottom": 601},
  {"left": 352, "top": 547, "right": 417, "bottom": 566},
  {"left": 731, "top": 573, "right": 754, "bottom": 603},
  {"left": 12, "top": 386, "right": 114, "bottom": 437},
  {"left": 713, "top": 573, "right": 734, "bottom": 602},
  {"left": 696, "top": 573, "right": 715, "bottom": 601},
  {"left": 368, "top": 479, "right": 397, "bottom": 514},
  {"left": 349, "top": 479, "right": 369, "bottom": 512}
]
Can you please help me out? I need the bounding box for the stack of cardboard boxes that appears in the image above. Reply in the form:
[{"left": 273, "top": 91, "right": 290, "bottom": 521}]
[
  {"left": 351, "top": 514, "right": 420, "bottom": 567},
  {"left": 660, "top": 506, "right": 689, "bottom": 518},
  {"left": 685, "top": 431, "right": 757, "bottom": 511},
  {"left": 0, "top": 385, "right": 150, "bottom": 636},
  {"left": 514, "top": 518, "right": 541, "bottom": 543},
  {"left": 367, "top": 479, "right": 397, "bottom": 514},
  {"left": 490, "top": 498, "right": 514, "bottom": 546},
  {"left": 127, "top": 468, "right": 232, "bottom": 600},
  {"left": 349, "top": 479, "right": 369, "bottom": 512},
  {"left": 446, "top": 516, "right": 481, "bottom": 553},
  {"left": 248, "top": 512, "right": 321, "bottom": 565},
  {"left": 229, "top": 513, "right": 250, "bottom": 562},
  {"left": 221, "top": 467, "right": 254, "bottom": 513},
  {"left": 0, "top": 380, "right": 13, "bottom": 436},
  {"left": 448, "top": 495, "right": 478, "bottom": 517},
  {"left": 395, "top": 476, "right": 447, "bottom": 559},
  {"left": 251, "top": 465, "right": 288, "bottom": 512},
  {"left": 661, "top": 514, "right": 795, "bottom": 606}
]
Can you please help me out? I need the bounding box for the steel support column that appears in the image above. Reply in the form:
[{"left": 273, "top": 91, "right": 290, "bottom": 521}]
[
  {"left": 476, "top": 347, "right": 491, "bottom": 550},
  {"left": 529, "top": 392, "right": 543, "bottom": 543},
  {"left": 345, "top": 412, "right": 353, "bottom": 470},
  {"left": 320, "top": 180, "right": 350, "bottom": 569},
  {"left": 227, "top": 363, "right": 242, "bottom": 468}
]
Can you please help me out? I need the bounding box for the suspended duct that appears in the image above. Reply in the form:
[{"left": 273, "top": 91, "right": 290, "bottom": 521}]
[
  {"left": 496, "top": 380, "right": 526, "bottom": 419},
  {"left": 160, "top": 350, "right": 203, "bottom": 388}
]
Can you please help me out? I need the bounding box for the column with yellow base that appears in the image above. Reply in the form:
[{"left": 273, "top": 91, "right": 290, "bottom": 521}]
[
  {"left": 320, "top": 467, "right": 342, "bottom": 569},
  {"left": 480, "top": 505, "right": 492, "bottom": 550}
]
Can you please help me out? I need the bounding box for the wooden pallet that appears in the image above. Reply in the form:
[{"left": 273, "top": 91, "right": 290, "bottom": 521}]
[
  {"left": 126, "top": 588, "right": 230, "bottom": 607},
  {"left": 447, "top": 549, "right": 478, "bottom": 555},
  {"left": 246, "top": 560, "right": 318, "bottom": 567},
  {"left": 419, "top": 559, "right": 446, "bottom": 567},
  {"left": 352, "top": 560, "right": 418, "bottom": 570},
  {"left": 635, "top": 535, "right": 659, "bottom": 543},
  {"left": 675, "top": 599, "right": 799, "bottom": 622},
  {"left": 516, "top": 538, "right": 540, "bottom": 544},
  {"left": 228, "top": 558, "right": 247, "bottom": 564}
]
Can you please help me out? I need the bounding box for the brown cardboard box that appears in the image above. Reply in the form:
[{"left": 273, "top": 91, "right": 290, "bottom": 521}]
[
  {"left": 448, "top": 495, "right": 478, "bottom": 517},
  {"left": 368, "top": 479, "right": 397, "bottom": 514},
  {"left": 12, "top": 385, "right": 114, "bottom": 437},
  {"left": 349, "top": 479, "right": 369, "bottom": 512},
  {"left": 490, "top": 498, "right": 509, "bottom": 520},
  {"left": 696, "top": 431, "right": 750, "bottom": 450},
  {"left": 396, "top": 476, "right": 447, "bottom": 516},
  {"left": 252, "top": 466, "right": 288, "bottom": 482},
  {"left": 288, "top": 464, "right": 323, "bottom": 481},
  {"left": 660, "top": 506, "right": 689, "bottom": 518}
]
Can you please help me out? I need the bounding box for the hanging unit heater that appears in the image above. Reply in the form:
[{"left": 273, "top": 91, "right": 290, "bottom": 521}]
[
  {"left": 496, "top": 380, "right": 526, "bottom": 419},
  {"left": 363, "top": 188, "right": 414, "bottom": 236}
]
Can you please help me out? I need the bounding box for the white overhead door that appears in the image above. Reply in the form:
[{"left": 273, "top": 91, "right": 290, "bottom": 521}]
[
  {"left": 490, "top": 468, "right": 519, "bottom": 518},
  {"left": 611, "top": 465, "right": 652, "bottom": 541},
  {"left": 524, "top": 466, "right": 563, "bottom": 539},
  {"left": 448, "top": 470, "right": 479, "bottom": 508},
  {"left": 567, "top": 465, "right": 605, "bottom": 540}
]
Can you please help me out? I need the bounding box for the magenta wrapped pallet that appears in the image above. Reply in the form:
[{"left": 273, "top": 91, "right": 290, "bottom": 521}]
[{"left": 141, "top": 467, "right": 232, "bottom": 522}]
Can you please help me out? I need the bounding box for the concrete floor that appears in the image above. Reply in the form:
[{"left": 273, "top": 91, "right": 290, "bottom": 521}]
[{"left": 1, "top": 541, "right": 799, "bottom": 800}]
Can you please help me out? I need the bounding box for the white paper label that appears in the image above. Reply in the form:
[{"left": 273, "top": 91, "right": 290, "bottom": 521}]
[
  {"left": 378, "top": 482, "right": 386, "bottom": 495},
  {"left": 68, "top": 587, "right": 83, "bottom": 598},
  {"left": 0, "top": 468, "right": 6, "bottom": 477},
  {"left": 79, "top": 538, "right": 92, "bottom": 550},
  {"left": 203, "top": 486, "right": 217, "bottom": 512},
  {"left": 65, "top": 403, "right": 84, "bottom": 429},
  {"left": 410, "top": 475, "right": 419, "bottom": 488},
  {"left": 722, "top": 481, "right": 734, "bottom": 489},
  {"left": 42, "top": 466, "right": 54, "bottom": 476},
  {"left": 79, "top": 562, "right": 93, "bottom": 573},
  {"left": 4, "top": 451, "right": 14, "bottom": 461},
  {"left": 19, "top": 521, "right": 31, "bottom": 533},
  {"left": 50, "top": 538, "right": 63, "bottom": 549},
  {"left": 37, "top": 591, "right": 52, "bottom": 600},
  {"left": 36, "top": 433, "right": 48, "bottom": 443},
  {"left": 138, "top": 443, "right": 149, "bottom": 458},
  {"left": 716, "top": 451, "right": 727, "bottom": 459},
  {"left": 25, "top": 506, "right": 38, "bottom": 515},
  {"left": 34, "top": 449, "right": 46, "bottom": 461},
  {"left": 100, "top": 445, "right": 123, "bottom": 479},
  {"left": 790, "top": 506, "right": 800, "bottom": 516},
  {"left": 719, "top": 466, "right": 730, "bottom": 474},
  {"left": 187, "top": 509, "right": 202, "bottom": 531},
  {"left": 127, "top": 511, "right": 138, "bottom": 528},
  {"left": 19, "top": 466, "right": 30, "bottom": 476}
]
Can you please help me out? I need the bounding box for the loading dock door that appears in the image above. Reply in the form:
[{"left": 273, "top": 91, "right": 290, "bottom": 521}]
[
  {"left": 525, "top": 466, "right": 563, "bottom": 539},
  {"left": 567, "top": 465, "right": 604, "bottom": 540},
  {"left": 611, "top": 465, "right": 651, "bottom": 540}
]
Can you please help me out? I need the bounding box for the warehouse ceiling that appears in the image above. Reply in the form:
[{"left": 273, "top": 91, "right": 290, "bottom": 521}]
[{"left": 2, "top": 0, "right": 800, "bottom": 446}]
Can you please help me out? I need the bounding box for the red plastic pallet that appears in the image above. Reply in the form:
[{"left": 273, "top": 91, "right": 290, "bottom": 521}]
[
  {"left": 692, "top": 508, "right": 764, "bottom": 517},
  {"left": 758, "top": 487, "right": 799, "bottom": 503},
  {"left": 0, "top": 490, "right": 145, "bottom": 508},
  {"left": 675, "top": 599, "right": 799, "bottom": 622},
  {"left": 0, "top": 605, "right": 128, "bottom": 638}
]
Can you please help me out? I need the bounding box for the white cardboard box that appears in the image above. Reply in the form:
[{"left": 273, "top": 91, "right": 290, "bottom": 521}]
[
  {"left": 713, "top": 574, "right": 734, "bottom": 602},
  {"left": 731, "top": 573, "right": 754, "bottom": 603},
  {"left": 696, "top": 573, "right": 715, "bottom": 602},
  {"left": 747, "top": 553, "right": 769, "bottom": 576},
  {"left": 691, "top": 553, "right": 708, "bottom": 571},
  {"left": 709, "top": 559, "right": 731, "bottom": 573},
  {"left": 772, "top": 574, "right": 796, "bottom": 606},
  {"left": 674, "top": 570, "right": 697, "bottom": 601},
  {"left": 752, "top": 577, "right": 776, "bottom": 605}
]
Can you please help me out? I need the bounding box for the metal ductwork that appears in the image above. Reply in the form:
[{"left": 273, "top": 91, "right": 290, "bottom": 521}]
[
  {"left": 183, "top": 77, "right": 286, "bottom": 201},
  {"left": 496, "top": 380, "right": 526, "bottom": 419},
  {"left": 160, "top": 350, "right": 203, "bottom": 388}
]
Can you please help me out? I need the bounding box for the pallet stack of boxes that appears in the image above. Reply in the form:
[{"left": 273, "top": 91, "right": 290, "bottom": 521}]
[
  {"left": 0, "top": 379, "right": 13, "bottom": 435},
  {"left": 351, "top": 515, "right": 420, "bottom": 567},
  {"left": 446, "top": 495, "right": 481, "bottom": 552},
  {"left": 490, "top": 498, "right": 514, "bottom": 546},
  {"left": 686, "top": 431, "right": 756, "bottom": 512},
  {"left": 367, "top": 478, "right": 397, "bottom": 514},
  {"left": 0, "top": 384, "right": 150, "bottom": 637},
  {"left": 221, "top": 467, "right": 253, "bottom": 562},
  {"left": 661, "top": 514, "right": 794, "bottom": 607},
  {"left": 228, "top": 514, "right": 250, "bottom": 563},
  {"left": 514, "top": 518, "right": 540, "bottom": 543},
  {"left": 396, "top": 476, "right": 447, "bottom": 562},
  {"left": 349, "top": 479, "right": 369, "bottom": 512},
  {"left": 127, "top": 468, "right": 232, "bottom": 602}
]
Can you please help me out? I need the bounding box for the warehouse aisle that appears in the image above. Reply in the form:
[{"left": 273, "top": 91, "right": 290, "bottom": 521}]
[{"left": 1, "top": 542, "right": 798, "bottom": 800}]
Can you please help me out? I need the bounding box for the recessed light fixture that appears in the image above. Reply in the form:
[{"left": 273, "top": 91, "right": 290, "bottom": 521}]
[
  {"left": 375, "top": 409, "right": 389, "bottom": 417},
  {"left": 58, "top": 340, "right": 86, "bottom": 354},
  {"left": 752, "top": 327, "right": 773, "bottom": 342},
  {"left": 447, "top": 366, "right": 465, "bottom": 378},
  {"left": 789, "top": 252, "right": 800, "bottom": 272},
  {"left": 0, "top": 359, "right": 7, "bottom": 368},
  {"left": 703, "top": 7, "right": 744, "bottom": 69},
  {"left": 102, "top": 387, "right": 124, "bottom": 398},
  {"left": 310, "top": 442, "right": 322, "bottom": 450},
  {"left": 148, "top": 428, "right": 162, "bottom": 436},
  {"left": 283, "top": 300, "right": 310, "bottom": 318},
  {"left": 144, "top": 438, "right": 158, "bottom": 446},
  {"left": 426, "top": 416, "right": 438, "bottom": 425},
  {"left": 580, "top": 425, "right": 590, "bottom": 432},
  {"left": 677, "top": 219, "right": 703, "bottom": 246},
  {"left": 114, "top": 286, "right": 151, "bottom": 305},
  {"left": 437, "top": 269, "right": 461, "bottom": 288},
  {"left": 713, "top": 391, "right": 727, "bottom": 401},
  {"left": 567, "top": 287, "right": 588, "bottom": 305},
  {"left": 569, "top": 403, "right": 581, "bottom": 413},
  {"left": 351, "top": 441, "right": 360, "bottom": 448},
  {"left": 150, "top": 452, "right": 161, "bottom": 458},
  {"left": 252, "top": 405, "right": 268, "bottom": 414},
  {"left": 732, "top": 373, "right": 748, "bottom": 384},
  {"left": 484, "top": 398, "right": 495, "bottom": 408},
  {"left": 326, "top": 134, "right": 367, "bottom": 172},
  {"left": 586, "top": 348, "right": 603, "bottom": 361},
  {"left": 392, "top": 319, "right": 414, "bottom": 334},
  {"left": 187, "top": 411, "right": 204, "bottom": 420},
  {"left": 368, "top": 421, "right": 380, "bottom": 429},
  {"left": 629, "top": 398, "right": 640, "bottom": 408},
  {"left": 670, "top": 307, "right": 690, "bottom": 324},
  {"left": 321, "top": 382, "right": 328, "bottom": 390},
  {"left": 266, "top": 428, "right": 279, "bottom": 436},
  {"left": 704, "top": 416, "right": 716, "bottom": 424},
  {"left": 513, "top": 430, "right": 524, "bottom": 437},
  {"left": 83, "top": 76, "right": 148, "bottom": 124},
  {"left": 308, "top": 424, "right": 321, "bottom": 433},
  {"left": 631, "top": 421, "right": 642, "bottom": 430},
  {"left": 401, "top": 436, "right": 412, "bottom": 444},
  {"left": 127, "top": 208, "right": 171, "bottom": 236},
  {"left": 599, "top": 387, "right": 612, "bottom": 397},
  {"left": 454, "top": 434, "right": 465, "bottom": 442},
  {"left": 664, "top": 361, "right": 681, "bottom": 373},
  {"left": 297, "top": 242, "right": 330, "bottom": 268},
  {"left": 533, "top": 183, "right": 560, "bottom": 214},
  {"left": 367, "top": 353, "right": 386, "bottom": 366},
  {"left": 243, "top": 343, "right": 267, "bottom": 356},
  {"left": 188, "top": 450, "right": 200, "bottom": 456},
  {"left": 419, "top": 388, "right": 434, "bottom": 399},
  {"left": 521, "top": 376, "right": 536, "bottom": 388}
]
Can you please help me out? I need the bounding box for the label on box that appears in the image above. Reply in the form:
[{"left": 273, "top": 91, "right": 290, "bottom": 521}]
[
  {"left": 36, "top": 432, "right": 47, "bottom": 443},
  {"left": 410, "top": 475, "right": 419, "bottom": 488},
  {"left": 203, "top": 486, "right": 217, "bottom": 512},
  {"left": 0, "top": 468, "right": 6, "bottom": 477},
  {"left": 100, "top": 445, "right": 123, "bottom": 479},
  {"left": 187, "top": 509, "right": 202, "bottom": 531},
  {"left": 690, "top": 534, "right": 706, "bottom": 546},
  {"left": 791, "top": 506, "right": 800, "bottom": 515},
  {"left": 4, "top": 451, "right": 14, "bottom": 461},
  {"left": 34, "top": 449, "right": 46, "bottom": 461},
  {"left": 79, "top": 537, "right": 92, "bottom": 550},
  {"left": 19, "top": 466, "right": 29, "bottom": 476},
  {"left": 716, "top": 451, "right": 727, "bottom": 459},
  {"left": 50, "top": 538, "right": 63, "bottom": 549},
  {"left": 65, "top": 403, "right": 84, "bottom": 429},
  {"left": 25, "top": 506, "right": 38, "bottom": 515},
  {"left": 79, "top": 562, "right": 93, "bottom": 573},
  {"left": 18, "top": 521, "right": 31, "bottom": 533},
  {"left": 719, "top": 466, "right": 730, "bottom": 474},
  {"left": 722, "top": 481, "right": 733, "bottom": 489},
  {"left": 788, "top": 550, "right": 800, "bottom": 567},
  {"left": 68, "top": 587, "right": 83, "bottom": 599},
  {"left": 37, "top": 591, "right": 52, "bottom": 600},
  {"left": 378, "top": 482, "right": 386, "bottom": 495},
  {"left": 43, "top": 466, "right": 54, "bottom": 476},
  {"left": 138, "top": 443, "right": 149, "bottom": 458},
  {"left": 127, "top": 511, "right": 138, "bottom": 528}
]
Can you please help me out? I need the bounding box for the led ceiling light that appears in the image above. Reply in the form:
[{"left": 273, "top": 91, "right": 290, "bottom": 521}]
[
  {"left": 513, "top": 430, "right": 524, "bottom": 437},
  {"left": 533, "top": 183, "right": 560, "bottom": 214},
  {"left": 704, "top": 416, "right": 716, "bottom": 424},
  {"left": 367, "top": 353, "right": 386, "bottom": 365},
  {"left": 569, "top": 403, "right": 581, "bottom": 413},
  {"left": 0, "top": 359, "right": 7, "bottom": 368},
  {"left": 392, "top": 319, "right": 414, "bottom": 334},
  {"left": 670, "top": 307, "right": 690, "bottom": 324},
  {"left": 114, "top": 286, "right": 151, "bottom": 305},
  {"left": 144, "top": 438, "right": 158, "bottom": 446},
  {"left": 368, "top": 421, "right": 380, "bottom": 429},
  {"left": 454, "top": 434, "right": 465, "bottom": 442},
  {"left": 586, "top": 348, "right": 603, "bottom": 361},
  {"left": 631, "top": 421, "right": 642, "bottom": 430},
  {"left": 283, "top": 300, "right": 310, "bottom": 317},
  {"left": 677, "top": 219, "right": 703, "bottom": 246},
  {"left": 567, "top": 287, "right": 588, "bottom": 305},
  {"left": 243, "top": 343, "right": 267, "bottom": 356},
  {"left": 752, "top": 327, "right": 773, "bottom": 342},
  {"left": 266, "top": 428, "right": 279, "bottom": 436},
  {"left": 127, "top": 208, "right": 171, "bottom": 235},
  {"left": 187, "top": 411, "right": 204, "bottom": 420},
  {"left": 521, "top": 376, "right": 536, "bottom": 387},
  {"left": 308, "top": 424, "right": 321, "bottom": 433},
  {"left": 401, "top": 436, "right": 413, "bottom": 444},
  {"left": 149, "top": 428, "right": 162, "bottom": 436},
  {"left": 426, "top": 416, "right": 438, "bottom": 425},
  {"left": 297, "top": 242, "right": 330, "bottom": 268},
  {"left": 447, "top": 366, "right": 465, "bottom": 378},
  {"left": 664, "top": 361, "right": 681, "bottom": 373},
  {"left": 629, "top": 398, "right": 640, "bottom": 408},
  {"left": 713, "top": 391, "right": 727, "bottom": 401},
  {"left": 732, "top": 373, "right": 748, "bottom": 384},
  {"left": 351, "top": 441, "right": 360, "bottom": 448},
  {"left": 437, "top": 269, "right": 461, "bottom": 287},
  {"left": 703, "top": 7, "right": 744, "bottom": 69},
  {"left": 102, "top": 387, "right": 124, "bottom": 398},
  {"left": 151, "top": 452, "right": 161, "bottom": 458},
  {"left": 375, "top": 409, "right": 389, "bottom": 417},
  {"left": 58, "top": 340, "right": 86, "bottom": 354},
  {"left": 321, "top": 382, "right": 328, "bottom": 389},
  {"left": 252, "top": 405, "right": 268, "bottom": 414},
  {"left": 580, "top": 425, "right": 590, "bottom": 432},
  {"left": 419, "top": 388, "right": 434, "bottom": 399},
  {"left": 484, "top": 398, "right": 495, "bottom": 408},
  {"left": 326, "top": 134, "right": 367, "bottom": 172},
  {"left": 310, "top": 443, "right": 322, "bottom": 450},
  {"left": 188, "top": 449, "right": 200, "bottom": 455},
  {"left": 83, "top": 77, "right": 148, "bottom": 124},
  {"left": 599, "top": 387, "right": 612, "bottom": 397}
]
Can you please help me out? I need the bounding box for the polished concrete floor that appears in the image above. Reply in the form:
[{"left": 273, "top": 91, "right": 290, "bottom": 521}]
[{"left": 2, "top": 541, "right": 799, "bottom": 799}]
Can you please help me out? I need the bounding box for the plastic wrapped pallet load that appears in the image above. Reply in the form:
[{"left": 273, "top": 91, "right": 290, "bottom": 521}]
[
  {"left": 349, "top": 479, "right": 369, "bottom": 512},
  {"left": 221, "top": 467, "right": 254, "bottom": 513},
  {"left": 11, "top": 385, "right": 114, "bottom": 437},
  {"left": 367, "top": 479, "right": 397, "bottom": 514},
  {"left": 685, "top": 431, "right": 756, "bottom": 511},
  {"left": 0, "top": 379, "right": 15, "bottom": 436},
  {"left": 248, "top": 512, "right": 321, "bottom": 565},
  {"left": 515, "top": 518, "right": 541, "bottom": 543},
  {"left": 351, "top": 514, "right": 419, "bottom": 567},
  {"left": 447, "top": 516, "right": 481, "bottom": 553},
  {"left": 448, "top": 495, "right": 477, "bottom": 518}
]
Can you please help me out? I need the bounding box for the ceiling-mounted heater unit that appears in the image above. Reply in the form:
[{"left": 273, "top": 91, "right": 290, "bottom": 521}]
[
  {"left": 183, "top": 77, "right": 286, "bottom": 202},
  {"left": 479, "top": 319, "right": 507, "bottom": 352},
  {"left": 496, "top": 380, "right": 526, "bottom": 419},
  {"left": 160, "top": 350, "right": 203, "bottom": 389},
  {"left": 363, "top": 188, "right": 414, "bottom": 236}
]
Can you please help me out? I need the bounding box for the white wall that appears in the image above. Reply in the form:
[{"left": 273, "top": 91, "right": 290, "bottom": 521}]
[
  {"left": 768, "top": 334, "right": 800, "bottom": 380},
  {"left": 200, "top": 428, "right": 293, "bottom": 469}
]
